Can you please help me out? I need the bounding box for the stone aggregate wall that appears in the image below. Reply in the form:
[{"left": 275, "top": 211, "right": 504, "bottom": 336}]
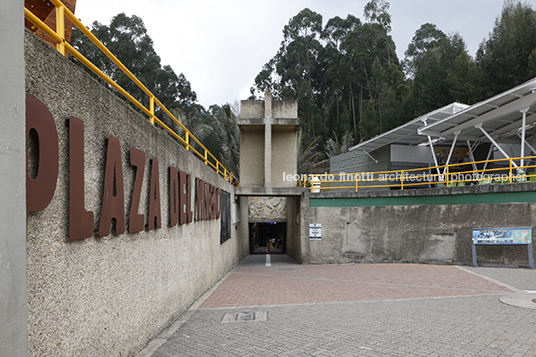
[
  {"left": 25, "top": 29, "right": 247, "bottom": 356},
  {"left": 303, "top": 184, "right": 536, "bottom": 266}
]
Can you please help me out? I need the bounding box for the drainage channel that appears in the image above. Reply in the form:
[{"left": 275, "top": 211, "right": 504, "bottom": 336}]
[{"left": 221, "top": 311, "right": 268, "bottom": 323}]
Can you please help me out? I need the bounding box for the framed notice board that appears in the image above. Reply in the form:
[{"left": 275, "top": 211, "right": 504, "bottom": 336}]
[
  {"left": 472, "top": 227, "right": 534, "bottom": 268},
  {"left": 220, "top": 190, "right": 231, "bottom": 244}
]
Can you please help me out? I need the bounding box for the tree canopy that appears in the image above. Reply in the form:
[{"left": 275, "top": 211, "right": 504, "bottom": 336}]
[
  {"left": 70, "top": 1, "right": 536, "bottom": 178},
  {"left": 71, "top": 13, "right": 239, "bottom": 176},
  {"left": 250, "top": 0, "right": 536, "bottom": 173}
]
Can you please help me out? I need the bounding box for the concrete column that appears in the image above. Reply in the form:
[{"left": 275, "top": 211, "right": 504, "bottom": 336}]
[
  {"left": 264, "top": 92, "right": 272, "bottom": 188},
  {"left": 0, "top": 1, "right": 28, "bottom": 356}
]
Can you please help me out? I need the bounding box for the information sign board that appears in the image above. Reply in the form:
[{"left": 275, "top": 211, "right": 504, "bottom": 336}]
[
  {"left": 472, "top": 227, "right": 531, "bottom": 245},
  {"left": 471, "top": 227, "right": 534, "bottom": 269},
  {"left": 309, "top": 224, "right": 321, "bottom": 240}
]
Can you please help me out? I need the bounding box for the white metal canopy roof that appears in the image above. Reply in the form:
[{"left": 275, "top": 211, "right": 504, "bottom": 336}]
[
  {"left": 349, "top": 102, "right": 469, "bottom": 153},
  {"left": 418, "top": 77, "right": 536, "bottom": 145},
  {"left": 349, "top": 77, "right": 536, "bottom": 158}
]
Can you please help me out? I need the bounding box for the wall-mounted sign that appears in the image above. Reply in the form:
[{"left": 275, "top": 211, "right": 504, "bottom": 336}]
[
  {"left": 309, "top": 224, "right": 321, "bottom": 240},
  {"left": 26, "top": 94, "right": 221, "bottom": 241},
  {"left": 472, "top": 227, "right": 532, "bottom": 245}
]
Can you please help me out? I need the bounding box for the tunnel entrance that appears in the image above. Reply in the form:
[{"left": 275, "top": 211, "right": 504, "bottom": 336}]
[{"left": 249, "top": 222, "right": 287, "bottom": 254}]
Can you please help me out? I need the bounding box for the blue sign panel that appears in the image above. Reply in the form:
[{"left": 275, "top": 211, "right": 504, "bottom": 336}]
[{"left": 472, "top": 227, "right": 532, "bottom": 245}]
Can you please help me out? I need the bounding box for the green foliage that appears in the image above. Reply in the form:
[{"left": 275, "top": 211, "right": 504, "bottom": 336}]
[
  {"left": 476, "top": 0, "right": 536, "bottom": 97},
  {"left": 71, "top": 13, "right": 197, "bottom": 119},
  {"left": 325, "top": 131, "right": 355, "bottom": 158},
  {"left": 251, "top": 1, "right": 536, "bottom": 173},
  {"left": 71, "top": 13, "right": 241, "bottom": 178},
  {"left": 297, "top": 131, "right": 329, "bottom": 174},
  {"left": 209, "top": 104, "right": 240, "bottom": 177},
  {"left": 410, "top": 32, "right": 469, "bottom": 115},
  {"left": 71, "top": 2, "right": 536, "bottom": 179},
  {"left": 403, "top": 23, "right": 447, "bottom": 77},
  {"left": 251, "top": 1, "right": 410, "bottom": 168}
]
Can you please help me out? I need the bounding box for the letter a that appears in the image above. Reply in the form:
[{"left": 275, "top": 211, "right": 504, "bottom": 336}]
[
  {"left": 148, "top": 158, "right": 162, "bottom": 230},
  {"left": 98, "top": 137, "right": 125, "bottom": 236},
  {"left": 129, "top": 147, "right": 145, "bottom": 233}
]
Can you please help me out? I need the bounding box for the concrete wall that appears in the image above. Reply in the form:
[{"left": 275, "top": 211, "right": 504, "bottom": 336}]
[
  {"left": 285, "top": 196, "right": 301, "bottom": 263},
  {"left": 240, "top": 99, "right": 297, "bottom": 120},
  {"left": 0, "top": 2, "right": 28, "bottom": 356},
  {"left": 240, "top": 100, "right": 264, "bottom": 119},
  {"left": 272, "top": 100, "right": 298, "bottom": 118},
  {"left": 302, "top": 183, "right": 536, "bottom": 267},
  {"left": 239, "top": 128, "right": 265, "bottom": 187},
  {"left": 25, "top": 29, "right": 248, "bottom": 356},
  {"left": 272, "top": 129, "right": 297, "bottom": 187}
]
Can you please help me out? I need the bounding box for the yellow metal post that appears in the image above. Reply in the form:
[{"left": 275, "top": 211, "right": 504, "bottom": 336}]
[
  {"left": 446, "top": 164, "right": 450, "bottom": 186},
  {"left": 150, "top": 96, "right": 155, "bottom": 125},
  {"left": 400, "top": 170, "right": 404, "bottom": 190},
  {"left": 509, "top": 158, "right": 513, "bottom": 183},
  {"left": 204, "top": 150, "right": 208, "bottom": 165},
  {"left": 185, "top": 132, "right": 190, "bottom": 150},
  {"left": 56, "top": 5, "right": 65, "bottom": 55}
]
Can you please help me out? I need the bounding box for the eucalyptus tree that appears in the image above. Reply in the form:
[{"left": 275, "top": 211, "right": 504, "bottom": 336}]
[
  {"left": 71, "top": 13, "right": 197, "bottom": 118},
  {"left": 319, "top": 15, "right": 362, "bottom": 139},
  {"left": 252, "top": 8, "right": 325, "bottom": 142},
  {"left": 341, "top": 0, "right": 409, "bottom": 139},
  {"left": 477, "top": 0, "right": 536, "bottom": 97},
  {"left": 403, "top": 23, "right": 447, "bottom": 77},
  {"left": 404, "top": 22, "right": 479, "bottom": 115}
]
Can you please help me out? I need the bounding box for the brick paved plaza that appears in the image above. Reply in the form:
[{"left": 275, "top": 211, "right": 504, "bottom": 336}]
[{"left": 141, "top": 255, "right": 536, "bottom": 357}]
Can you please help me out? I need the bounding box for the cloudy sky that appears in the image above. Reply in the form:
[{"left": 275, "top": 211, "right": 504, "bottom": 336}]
[{"left": 75, "top": 0, "right": 507, "bottom": 108}]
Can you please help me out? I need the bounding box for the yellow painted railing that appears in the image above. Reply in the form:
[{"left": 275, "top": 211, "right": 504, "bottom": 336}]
[
  {"left": 24, "top": 0, "right": 238, "bottom": 186},
  {"left": 303, "top": 155, "right": 536, "bottom": 192}
]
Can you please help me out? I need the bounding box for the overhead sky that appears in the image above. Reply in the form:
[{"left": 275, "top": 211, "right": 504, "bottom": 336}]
[{"left": 74, "top": 0, "right": 508, "bottom": 108}]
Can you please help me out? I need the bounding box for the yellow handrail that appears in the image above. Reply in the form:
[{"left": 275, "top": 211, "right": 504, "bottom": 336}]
[
  {"left": 25, "top": 1, "right": 238, "bottom": 186},
  {"left": 303, "top": 155, "right": 536, "bottom": 192}
]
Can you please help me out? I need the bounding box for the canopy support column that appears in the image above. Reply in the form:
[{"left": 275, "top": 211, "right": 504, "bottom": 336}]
[
  {"left": 443, "top": 131, "right": 460, "bottom": 175},
  {"left": 476, "top": 123, "right": 518, "bottom": 167},
  {"left": 482, "top": 144, "right": 494, "bottom": 172},
  {"left": 520, "top": 107, "right": 530, "bottom": 171},
  {"left": 428, "top": 135, "right": 441, "bottom": 176},
  {"left": 362, "top": 149, "right": 378, "bottom": 164},
  {"left": 517, "top": 133, "right": 536, "bottom": 155},
  {"left": 466, "top": 140, "right": 479, "bottom": 171}
]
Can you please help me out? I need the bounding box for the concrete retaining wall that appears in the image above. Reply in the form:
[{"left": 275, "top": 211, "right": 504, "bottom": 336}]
[
  {"left": 25, "top": 29, "right": 248, "bottom": 356},
  {"left": 302, "top": 183, "right": 536, "bottom": 267},
  {"left": 0, "top": 2, "right": 27, "bottom": 356}
]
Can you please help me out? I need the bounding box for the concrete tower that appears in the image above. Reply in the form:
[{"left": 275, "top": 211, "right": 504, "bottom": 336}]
[{"left": 238, "top": 92, "right": 299, "bottom": 194}]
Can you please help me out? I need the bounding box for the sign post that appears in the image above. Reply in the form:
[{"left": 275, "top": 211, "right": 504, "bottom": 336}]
[{"left": 472, "top": 227, "right": 534, "bottom": 269}]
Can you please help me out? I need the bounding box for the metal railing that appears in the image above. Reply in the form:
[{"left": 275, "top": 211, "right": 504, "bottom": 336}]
[
  {"left": 302, "top": 155, "right": 536, "bottom": 192},
  {"left": 24, "top": 0, "right": 238, "bottom": 186}
]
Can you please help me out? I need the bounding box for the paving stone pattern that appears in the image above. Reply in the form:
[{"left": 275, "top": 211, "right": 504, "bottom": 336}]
[
  {"left": 201, "top": 264, "right": 510, "bottom": 308},
  {"left": 150, "top": 256, "right": 536, "bottom": 357}
]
